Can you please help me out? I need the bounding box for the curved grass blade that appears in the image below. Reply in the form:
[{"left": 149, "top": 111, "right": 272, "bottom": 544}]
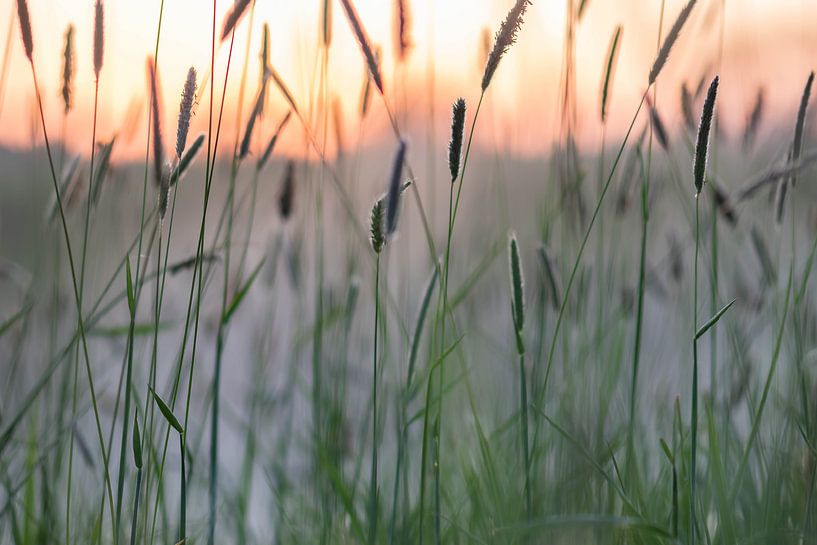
[{"left": 695, "top": 298, "right": 735, "bottom": 340}]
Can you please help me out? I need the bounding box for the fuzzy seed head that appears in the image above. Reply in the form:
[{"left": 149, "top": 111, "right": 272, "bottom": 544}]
[
  {"left": 321, "top": 0, "right": 333, "bottom": 47},
  {"left": 93, "top": 0, "right": 104, "bottom": 77},
  {"left": 508, "top": 232, "right": 525, "bottom": 331},
  {"left": 448, "top": 98, "right": 466, "bottom": 182},
  {"left": 394, "top": 0, "right": 412, "bottom": 62},
  {"left": 649, "top": 0, "right": 696, "bottom": 85},
  {"left": 370, "top": 198, "right": 385, "bottom": 254},
  {"left": 62, "top": 25, "right": 75, "bottom": 114},
  {"left": 176, "top": 67, "right": 197, "bottom": 158},
  {"left": 340, "top": 0, "right": 384, "bottom": 94},
  {"left": 385, "top": 140, "right": 407, "bottom": 236},
  {"left": 16, "top": 0, "right": 33, "bottom": 61},
  {"left": 221, "top": 0, "right": 252, "bottom": 40},
  {"left": 693, "top": 75, "right": 719, "bottom": 195},
  {"left": 481, "top": 0, "right": 531, "bottom": 92},
  {"left": 279, "top": 161, "right": 295, "bottom": 221},
  {"left": 790, "top": 71, "right": 814, "bottom": 186}
]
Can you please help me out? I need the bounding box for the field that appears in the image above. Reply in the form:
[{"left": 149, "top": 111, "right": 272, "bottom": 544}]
[{"left": 1, "top": 0, "right": 817, "bottom": 544}]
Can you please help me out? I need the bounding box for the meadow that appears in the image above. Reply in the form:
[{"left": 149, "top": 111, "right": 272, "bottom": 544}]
[{"left": 1, "top": 0, "right": 817, "bottom": 544}]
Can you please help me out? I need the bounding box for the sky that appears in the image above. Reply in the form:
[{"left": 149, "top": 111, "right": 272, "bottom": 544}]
[{"left": 0, "top": 0, "right": 816, "bottom": 159}]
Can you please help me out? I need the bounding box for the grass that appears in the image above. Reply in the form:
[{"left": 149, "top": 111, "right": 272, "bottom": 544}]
[{"left": 2, "top": 1, "right": 817, "bottom": 544}]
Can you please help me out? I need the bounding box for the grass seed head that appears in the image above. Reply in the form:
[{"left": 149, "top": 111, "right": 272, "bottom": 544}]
[
  {"left": 385, "top": 139, "right": 407, "bottom": 236},
  {"left": 61, "top": 25, "right": 74, "bottom": 113},
  {"left": 693, "top": 75, "right": 718, "bottom": 195},
  {"left": 394, "top": 0, "right": 412, "bottom": 62},
  {"left": 508, "top": 232, "right": 525, "bottom": 331},
  {"left": 221, "top": 0, "right": 252, "bottom": 40},
  {"left": 93, "top": 0, "right": 104, "bottom": 78},
  {"left": 279, "top": 161, "right": 295, "bottom": 221},
  {"left": 176, "top": 67, "right": 197, "bottom": 158},
  {"left": 16, "top": 0, "right": 33, "bottom": 62},
  {"left": 449, "top": 98, "right": 466, "bottom": 182},
  {"left": 370, "top": 198, "right": 385, "bottom": 254},
  {"left": 790, "top": 71, "right": 814, "bottom": 184},
  {"left": 649, "top": 0, "right": 696, "bottom": 85},
  {"left": 482, "top": 0, "right": 532, "bottom": 92},
  {"left": 322, "top": 0, "right": 333, "bottom": 47},
  {"left": 340, "top": 0, "right": 384, "bottom": 94}
]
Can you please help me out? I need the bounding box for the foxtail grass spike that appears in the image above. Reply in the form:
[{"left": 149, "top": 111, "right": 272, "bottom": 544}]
[
  {"left": 694, "top": 75, "right": 718, "bottom": 195},
  {"left": 370, "top": 199, "right": 385, "bottom": 254},
  {"left": 221, "top": 0, "right": 252, "bottom": 40},
  {"left": 790, "top": 71, "right": 814, "bottom": 187},
  {"left": 279, "top": 161, "right": 295, "bottom": 221},
  {"left": 93, "top": 0, "right": 104, "bottom": 78},
  {"left": 481, "top": 0, "right": 532, "bottom": 92},
  {"left": 509, "top": 232, "right": 525, "bottom": 332},
  {"left": 339, "top": 0, "right": 384, "bottom": 94},
  {"left": 394, "top": 0, "right": 412, "bottom": 61},
  {"left": 322, "top": 0, "right": 333, "bottom": 47},
  {"left": 385, "top": 140, "right": 407, "bottom": 236},
  {"left": 16, "top": 0, "right": 33, "bottom": 62},
  {"left": 649, "top": 0, "right": 696, "bottom": 85},
  {"left": 449, "top": 98, "right": 466, "bottom": 182},
  {"left": 61, "top": 25, "right": 74, "bottom": 114},
  {"left": 176, "top": 67, "right": 197, "bottom": 158}
]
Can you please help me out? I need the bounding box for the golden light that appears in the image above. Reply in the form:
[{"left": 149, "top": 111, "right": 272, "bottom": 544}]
[{"left": 0, "top": 0, "right": 815, "bottom": 159}]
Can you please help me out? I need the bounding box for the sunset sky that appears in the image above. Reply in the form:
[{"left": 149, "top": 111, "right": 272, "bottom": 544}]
[{"left": 1, "top": 0, "right": 816, "bottom": 159}]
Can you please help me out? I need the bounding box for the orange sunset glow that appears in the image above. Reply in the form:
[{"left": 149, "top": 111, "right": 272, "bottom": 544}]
[
  {"left": 7, "top": 1, "right": 817, "bottom": 543},
  {"left": 1, "top": 0, "right": 816, "bottom": 159}
]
